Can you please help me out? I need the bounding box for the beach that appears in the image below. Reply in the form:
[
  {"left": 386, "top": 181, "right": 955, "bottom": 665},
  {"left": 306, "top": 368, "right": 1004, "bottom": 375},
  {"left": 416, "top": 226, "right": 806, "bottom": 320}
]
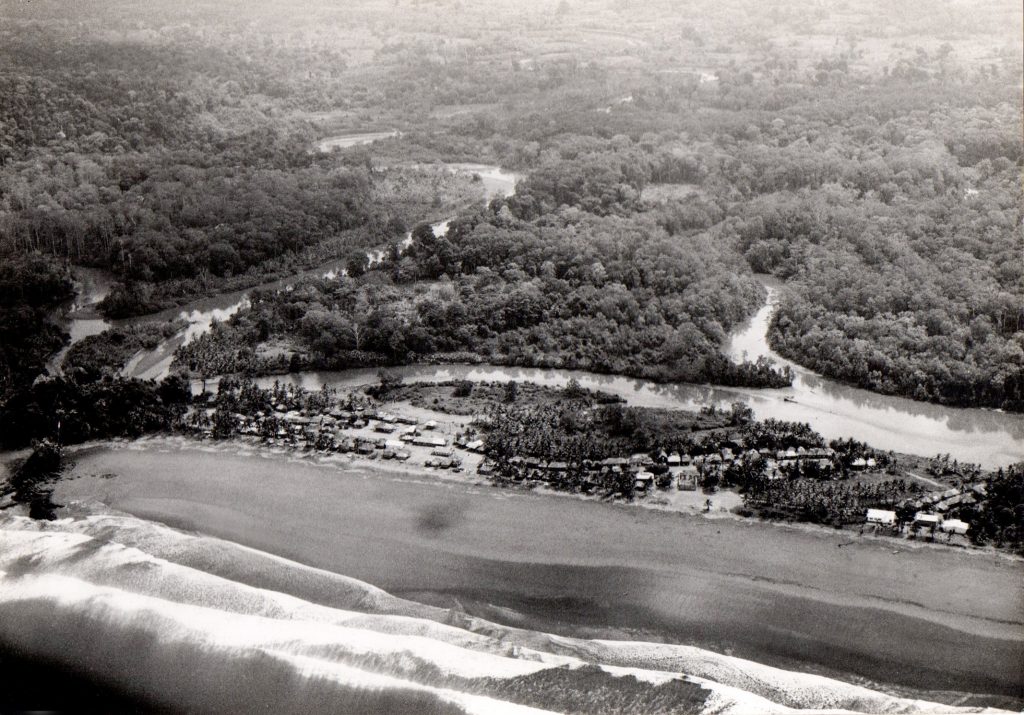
[{"left": 52, "top": 439, "right": 1024, "bottom": 705}]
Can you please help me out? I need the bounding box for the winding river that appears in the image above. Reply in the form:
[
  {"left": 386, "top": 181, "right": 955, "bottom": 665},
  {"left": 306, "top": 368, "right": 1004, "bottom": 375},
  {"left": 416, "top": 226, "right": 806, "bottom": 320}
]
[
  {"left": 47, "top": 266, "right": 116, "bottom": 375},
  {"left": 231, "top": 276, "right": 1024, "bottom": 468},
  {"left": 112, "top": 163, "right": 520, "bottom": 381},
  {"left": 244, "top": 359, "right": 1024, "bottom": 468},
  {"left": 52, "top": 156, "right": 1024, "bottom": 468}
]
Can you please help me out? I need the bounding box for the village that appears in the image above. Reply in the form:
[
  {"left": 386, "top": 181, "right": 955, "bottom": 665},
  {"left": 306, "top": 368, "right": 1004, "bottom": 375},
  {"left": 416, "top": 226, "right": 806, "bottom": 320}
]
[{"left": 181, "top": 378, "right": 986, "bottom": 546}]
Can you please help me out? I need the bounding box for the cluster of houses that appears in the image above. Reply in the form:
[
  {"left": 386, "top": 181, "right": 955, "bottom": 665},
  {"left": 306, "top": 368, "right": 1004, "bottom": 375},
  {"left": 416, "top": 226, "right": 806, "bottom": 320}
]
[
  {"left": 188, "top": 403, "right": 483, "bottom": 469},
  {"left": 478, "top": 453, "right": 695, "bottom": 492},
  {"left": 866, "top": 508, "right": 970, "bottom": 535},
  {"left": 864, "top": 483, "right": 984, "bottom": 535},
  {"left": 690, "top": 446, "right": 839, "bottom": 480},
  {"left": 189, "top": 390, "right": 892, "bottom": 508},
  {"left": 478, "top": 445, "right": 842, "bottom": 493}
]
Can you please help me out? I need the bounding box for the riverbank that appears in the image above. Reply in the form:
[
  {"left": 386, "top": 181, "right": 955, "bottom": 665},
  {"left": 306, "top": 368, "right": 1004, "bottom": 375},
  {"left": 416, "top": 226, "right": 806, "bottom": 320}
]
[
  {"left": 52, "top": 438, "right": 1024, "bottom": 706},
  {"left": 239, "top": 364, "right": 1024, "bottom": 469}
]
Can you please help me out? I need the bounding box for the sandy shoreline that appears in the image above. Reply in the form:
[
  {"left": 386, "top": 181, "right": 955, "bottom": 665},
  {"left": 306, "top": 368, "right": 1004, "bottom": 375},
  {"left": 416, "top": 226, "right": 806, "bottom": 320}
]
[
  {"left": 49, "top": 436, "right": 1024, "bottom": 704},
  {"left": 58, "top": 434, "right": 1020, "bottom": 563}
]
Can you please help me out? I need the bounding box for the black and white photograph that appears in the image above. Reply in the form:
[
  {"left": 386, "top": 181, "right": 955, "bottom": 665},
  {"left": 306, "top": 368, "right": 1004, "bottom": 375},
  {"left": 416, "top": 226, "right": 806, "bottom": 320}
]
[{"left": 0, "top": 0, "right": 1021, "bottom": 712}]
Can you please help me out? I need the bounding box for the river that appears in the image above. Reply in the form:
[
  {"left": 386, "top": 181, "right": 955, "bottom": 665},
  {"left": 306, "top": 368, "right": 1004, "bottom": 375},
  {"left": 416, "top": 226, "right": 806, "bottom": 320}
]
[
  {"left": 46, "top": 266, "right": 116, "bottom": 375},
  {"left": 110, "top": 163, "right": 519, "bottom": 381},
  {"left": 314, "top": 130, "right": 400, "bottom": 153},
  {"left": 51, "top": 158, "right": 1024, "bottom": 467},
  {"left": 242, "top": 360, "right": 1023, "bottom": 468},
  {"left": 169, "top": 276, "right": 1023, "bottom": 467},
  {"left": 230, "top": 261, "right": 1023, "bottom": 468}
]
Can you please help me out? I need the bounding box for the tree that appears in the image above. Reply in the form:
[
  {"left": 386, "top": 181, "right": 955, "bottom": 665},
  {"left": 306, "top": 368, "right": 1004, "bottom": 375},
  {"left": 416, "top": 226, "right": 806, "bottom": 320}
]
[
  {"left": 368, "top": 369, "right": 402, "bottom": 398},
  {"left": 10, "top": 439, "right": 64, "bottom": 520},
  {"left": 346, "top": 250, "right": 370, "bottom": 278},
  {"left": 503, "top": 380, "right": 519, "bottom": 403},
  {"left": 563, "top": 377, "right": 586, "bottom": 399},
  {"left": 729, "top": 401, "right": 754, "bottom": 426}
]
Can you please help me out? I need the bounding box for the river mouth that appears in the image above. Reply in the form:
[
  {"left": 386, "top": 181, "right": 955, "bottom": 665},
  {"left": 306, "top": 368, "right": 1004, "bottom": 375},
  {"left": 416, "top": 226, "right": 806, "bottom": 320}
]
[{"left": 52, "top": 441, "right": 1024, "bottom": 705}]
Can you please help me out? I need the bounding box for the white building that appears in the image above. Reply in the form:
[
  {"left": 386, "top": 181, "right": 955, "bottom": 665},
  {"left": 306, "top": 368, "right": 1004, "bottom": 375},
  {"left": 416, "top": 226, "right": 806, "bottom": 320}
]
[
  {"left": 866, "top": 509, "right": 897, "bottom": 526},
  {"left": 940, "top": 519, "right": 970, "bottom": 535}
]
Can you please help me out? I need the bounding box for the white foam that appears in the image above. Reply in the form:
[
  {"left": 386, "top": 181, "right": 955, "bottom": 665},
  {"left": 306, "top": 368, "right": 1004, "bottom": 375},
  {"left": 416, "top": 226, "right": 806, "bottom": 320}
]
[{"left": 0, "top": 513, "right": 1009, "bottom": 715}]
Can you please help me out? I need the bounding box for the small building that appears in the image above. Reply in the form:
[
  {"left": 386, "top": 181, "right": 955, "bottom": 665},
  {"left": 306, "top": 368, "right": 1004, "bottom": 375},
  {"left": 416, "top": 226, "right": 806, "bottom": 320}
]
[
  {"left": 465, "top": 439, "right": 485, "bottom": 452},
  {"left": 667, "top": 452, "right": 681, "bottom": 465},
  {"left": 865, "top": 509, "right": 897, "bottom": 526},
  {"left": 547, "top": 461, "right": 568, "bottom": 472},
  {"left": 675, "top": 465, "right": 698, "bottom": 491},
  {"left": 634, "top": 471, "right": 654, "bottom": 492},
  {"left": 913, "top": 512, "right": 940, "bottom": 529},
  {"left": 424, "top": 420, "right": 438, "bottom": 430},
  {"left": 431, "top": 447, "right": 454, "bottom": 458},
  {"left": 940, "top": 519, "right": 970, "bottom": 535},
  {"left": 413, "top": 435, "right": 447, "bottom": 448},
  {"left": 850, "top": 457, "right": 868, "bottom": 470}
]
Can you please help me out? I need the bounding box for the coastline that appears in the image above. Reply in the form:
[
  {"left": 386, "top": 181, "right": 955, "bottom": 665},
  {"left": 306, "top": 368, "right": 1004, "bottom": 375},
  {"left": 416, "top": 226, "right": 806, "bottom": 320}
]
[
  {"left": 49, "top": 436, "right": 1024, "bottom": 704},
  {"left": 57, "top": 434, "right": 1023, "bottom": 565},
  {"left": 3, "top": 506, "right": 1015, "bottom": 715}
]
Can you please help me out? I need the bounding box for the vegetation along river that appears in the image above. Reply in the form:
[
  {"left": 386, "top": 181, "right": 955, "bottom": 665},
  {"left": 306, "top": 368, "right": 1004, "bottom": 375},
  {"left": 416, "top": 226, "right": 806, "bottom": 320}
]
[{"left": 61, "top": 155, "right": 1023, "bottom": 468}]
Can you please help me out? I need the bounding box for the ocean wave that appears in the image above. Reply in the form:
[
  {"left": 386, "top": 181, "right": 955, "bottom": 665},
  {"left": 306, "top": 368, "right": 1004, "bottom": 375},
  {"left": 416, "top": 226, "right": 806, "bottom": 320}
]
[{"left": 0, "top": 513, "right": 1009, "bottom": 714}]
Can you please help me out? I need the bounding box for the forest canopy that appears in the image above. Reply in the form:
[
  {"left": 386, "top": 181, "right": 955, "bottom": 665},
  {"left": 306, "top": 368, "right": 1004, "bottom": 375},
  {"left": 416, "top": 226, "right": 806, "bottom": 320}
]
[{"left": 0, "top": 0, "right": 1021, "bottom": 409}]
